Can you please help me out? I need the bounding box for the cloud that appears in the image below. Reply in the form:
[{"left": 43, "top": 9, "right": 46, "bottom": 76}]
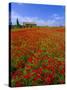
[
  {"left": 52, "top": 14, "right": 64, "bottom": 20},
  {"left": 11, "top": 11, "right": 22, "bottom": 24},
  {"left": 11, "top": 11, "right": 46, "bottom": 26},
  {"left": 45, "top": 14, "right": 65, "bottom": 26},
  {"left": 11, "top": 11, "right": 65, "bottom": 26}
]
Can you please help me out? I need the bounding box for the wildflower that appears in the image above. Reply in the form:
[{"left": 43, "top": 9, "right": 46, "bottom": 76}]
[
  {"left": 28, "top": 57, "right": 33, "bottom": 63},
  {"left": 15, "top": 81, "right": 23, "bottom": 87}
]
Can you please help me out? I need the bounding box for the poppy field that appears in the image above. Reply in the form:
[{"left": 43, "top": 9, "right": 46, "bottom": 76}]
[{"left": 10, "top": 27, "right": 65, "bottom": 87}]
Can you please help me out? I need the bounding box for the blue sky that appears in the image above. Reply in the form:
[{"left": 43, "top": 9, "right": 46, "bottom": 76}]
[{"left": 10, "top": 3, "right": 65, "bottom": 26}]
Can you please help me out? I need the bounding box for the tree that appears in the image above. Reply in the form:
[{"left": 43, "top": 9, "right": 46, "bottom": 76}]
[{"left": 16, "top": 18, "right": 20, "bottom": 27}]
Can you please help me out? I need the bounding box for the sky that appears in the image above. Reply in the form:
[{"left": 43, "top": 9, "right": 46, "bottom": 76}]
[{"left": 9, "top": 3, "right": 65, "bottom": 26}]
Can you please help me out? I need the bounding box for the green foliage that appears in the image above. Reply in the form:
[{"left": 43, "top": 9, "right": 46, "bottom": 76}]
[
  {"left": 11, "top": 66, "right": 17, "bottom": 72},
  {"left": 20, "top": 55, "right": 29, "bottom": 62}
]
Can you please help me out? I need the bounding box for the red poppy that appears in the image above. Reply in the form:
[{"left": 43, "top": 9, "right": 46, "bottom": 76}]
[
  {"left": 16, "top": 60, "right": 24, "bottom": 68},
  {"left": 24, "top": 73, "right": 32, "bottom": 79},
  {"left": 38, "top": 67, "right": 43, "bottom": 74},
  {"left": 25, "top": 64, "right": 32, "bottom": 70},
  {"left": 37, "top": 49, "right": 43, "bottom": 53},
  {"left": 32, "top": 69, "right": 38, "bottom": 73},
  {"left": 45, "top": 76, "right": 51, "bottom": 84},
  {"left": 28, "top": 57, "right": 33, "bottom": 63},
  {"left": 15, "top": 81, "right": 23, "bottom": 87}
]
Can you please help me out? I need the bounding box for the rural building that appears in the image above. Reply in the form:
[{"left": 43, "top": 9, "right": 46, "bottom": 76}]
[{"left": 22, "top": 22, "right": 37, "bottom": 28}]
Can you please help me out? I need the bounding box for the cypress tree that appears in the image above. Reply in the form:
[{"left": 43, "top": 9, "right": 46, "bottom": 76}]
[{"left": 16, "top": 18, "right": 20, "bottom": 27}]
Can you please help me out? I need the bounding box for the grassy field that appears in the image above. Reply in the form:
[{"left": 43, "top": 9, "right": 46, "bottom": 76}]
[{"left": 10, "top": 27, "right": 65, "bottom": 87}]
